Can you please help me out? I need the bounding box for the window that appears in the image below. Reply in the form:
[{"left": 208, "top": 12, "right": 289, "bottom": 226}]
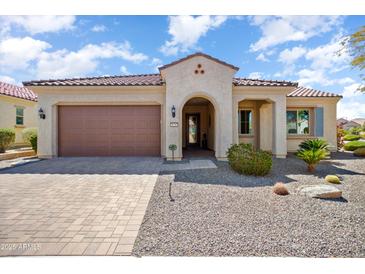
[
  {"left": 16, "top": 107, "right": 24, "bottom": 126},
  {"left": 239, "top": 109, "right": 253, "bottom": 135},
  {"left": 287, "top": 109, "right": 309, "bottom": 135}
]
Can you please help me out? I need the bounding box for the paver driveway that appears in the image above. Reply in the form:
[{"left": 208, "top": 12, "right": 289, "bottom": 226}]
[{"left": 0, "top": 157, "right": 162, "bottom": 256}]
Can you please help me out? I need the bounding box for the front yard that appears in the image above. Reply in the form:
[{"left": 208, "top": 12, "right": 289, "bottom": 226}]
[{"left": 133, "top": 152, "right": 365, "bottom": 257}]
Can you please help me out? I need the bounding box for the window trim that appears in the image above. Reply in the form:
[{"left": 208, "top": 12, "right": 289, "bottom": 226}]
[
  {"left": 286, "top": 108, "right": 311, "bottom": 136},
  {"left": 238, "top": 108, "right": 254, "bottom": 136},
  {"left": 15, "top": 106, "right": 25, "bottom": 126}
]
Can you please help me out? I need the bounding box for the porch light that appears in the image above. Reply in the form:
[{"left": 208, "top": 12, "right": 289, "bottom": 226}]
[
  {"left": 171, "top": 105, "right": 176, "bottom": 118},
  {"left": 38, "top": 108, "right": 46, "bottom": 119}
]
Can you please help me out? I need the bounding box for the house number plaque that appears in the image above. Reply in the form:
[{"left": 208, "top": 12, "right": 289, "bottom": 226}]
[{"left": 170, "top": 122, "right": 178, "bottom": 127}]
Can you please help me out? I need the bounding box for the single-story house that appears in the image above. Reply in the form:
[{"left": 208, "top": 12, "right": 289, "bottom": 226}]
[
  {"left": 337, "top": 118, "right": 363, "bottom": 131},
  {"left": 23, "top": 53, "right": 342, "bottom": 160},
  {"left": 0, "top": 81, "right": 38, "bottom": 145}
]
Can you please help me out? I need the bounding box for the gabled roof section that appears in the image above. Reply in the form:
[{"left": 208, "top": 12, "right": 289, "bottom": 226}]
[
  {"left": 288, "top": 86, "right": 342, "bottom": 98},
  {"left": 158, "top": 52, "right": 239, "bottom": 71},
  {"left": 0, "top": 81, "right": 37, "bottom": 102},
  {"left": 234, "top": 77, "right": 298, "bottom": 87},
  {"left": 23, "top": 74, "right": 163, "bottom": 87}
]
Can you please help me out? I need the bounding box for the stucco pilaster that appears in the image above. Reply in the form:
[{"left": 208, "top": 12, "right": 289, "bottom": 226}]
[{"left": 272, "top": 96, "right": 287, "bottom": 158}]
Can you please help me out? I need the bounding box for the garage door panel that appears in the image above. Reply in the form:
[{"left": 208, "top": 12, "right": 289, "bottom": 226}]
[{"left": 58, "top": 105, "right": 160, "bottom": 156}]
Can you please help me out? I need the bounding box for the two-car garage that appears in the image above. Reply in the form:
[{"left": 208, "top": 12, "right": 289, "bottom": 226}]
[{"left": 58, "top": 105, "right": 161, "bottom": 157}]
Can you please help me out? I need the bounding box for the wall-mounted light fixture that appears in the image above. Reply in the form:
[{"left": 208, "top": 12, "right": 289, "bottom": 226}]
[
  {"left": 38, "top": 108, "right": 46, "bottom": 119},
  {"left": 171, "top": 105, "right": 176, "bottom": 118}
]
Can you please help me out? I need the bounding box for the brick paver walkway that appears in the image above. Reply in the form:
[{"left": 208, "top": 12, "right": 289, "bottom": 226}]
[{"left": 0, "top": 157, "right": 161, "bottom": 256}]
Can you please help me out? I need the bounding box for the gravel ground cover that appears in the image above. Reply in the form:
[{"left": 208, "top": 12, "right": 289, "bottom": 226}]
[{"left": 133, "top": 152, "right": 365, "bottom": 257}]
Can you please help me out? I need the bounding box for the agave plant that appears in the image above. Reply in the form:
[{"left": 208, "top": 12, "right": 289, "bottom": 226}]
[{"left": 296, "top": 139, "right": 329, "bottom": 172}]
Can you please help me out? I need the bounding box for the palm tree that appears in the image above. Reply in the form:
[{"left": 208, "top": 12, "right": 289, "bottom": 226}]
[{"left": 296, "top": 139, "right": 329, "bottom": 172}]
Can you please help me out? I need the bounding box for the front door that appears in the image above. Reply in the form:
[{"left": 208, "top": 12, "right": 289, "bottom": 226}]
[{"left": 186, "top": 113, "right": 200, "bottom": 147}]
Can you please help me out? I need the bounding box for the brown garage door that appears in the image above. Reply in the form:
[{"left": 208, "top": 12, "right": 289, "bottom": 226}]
[{"left": 58, "top": 105, "right": 161, "bottom": 156}]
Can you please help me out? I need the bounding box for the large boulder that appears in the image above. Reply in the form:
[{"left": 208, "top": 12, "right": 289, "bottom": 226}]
[
  {"left": 298, "top": 185, "right": 342, "bottom": 199},
  {"left": 354, "top": 147, "right": 365, "bottom": 157}
]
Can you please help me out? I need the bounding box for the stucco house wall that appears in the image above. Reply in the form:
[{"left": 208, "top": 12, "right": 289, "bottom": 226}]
[{"left": 0, "top": 95, "right": 38, "bottom": 144}]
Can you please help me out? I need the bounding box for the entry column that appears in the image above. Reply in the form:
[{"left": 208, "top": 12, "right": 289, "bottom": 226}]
[{"left": 272, "top": 96, "right": 287, "bottom": 158}]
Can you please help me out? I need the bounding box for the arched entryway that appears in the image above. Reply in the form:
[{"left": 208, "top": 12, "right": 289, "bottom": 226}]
[{"left": 181, "top": 97, "right": 216, "bottom": 158}]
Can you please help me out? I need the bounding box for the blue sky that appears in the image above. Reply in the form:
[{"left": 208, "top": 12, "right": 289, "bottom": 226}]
[{"left": 0, "top": 15, "right": 364, "bottom": 119}]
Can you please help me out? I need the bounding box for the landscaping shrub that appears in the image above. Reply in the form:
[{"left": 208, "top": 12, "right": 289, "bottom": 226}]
[
  {"left": 296, "top": 139, "right": 329, "bottom": 172},
  {"left": 354, "top": 147, "right": 365, "bottom": 157},
  {"left": 22, "top": 127, "right": 37, "bottom": 144},
  {"left": 29, "top": 134, "right": 37, "bottom": 153},
  {"left": 343, "top": 140, "right": 365, "bottom": 151},
  {"left": 325, "top": 175, "right": 341, "bottom": 184},
  {"left": 273, "top": 182, "right": 289, "bottom": 195},
  {"left": 0, "top": 128, "right": 15, "bottom": 153},
  {"left": 349, "top": 127, "right": 362, "bottom": 135},
  {"left": 343, "top": 134, "right": 360, "bottom": 141},
  {"left": 226, "top": 143, "right": 272, "bottom": 176},
  {"left": 337, "top": 125, "right": 345, "bottom": 149}
]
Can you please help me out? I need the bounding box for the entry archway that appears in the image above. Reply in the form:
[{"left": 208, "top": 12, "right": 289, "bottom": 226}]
[{"left": 181, "top": 96, "right": 216, "bottom": 158}]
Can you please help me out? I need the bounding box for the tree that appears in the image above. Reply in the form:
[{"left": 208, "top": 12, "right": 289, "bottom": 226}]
[{"left": 340, "top": 26, "right": 365, "bottom": 92}]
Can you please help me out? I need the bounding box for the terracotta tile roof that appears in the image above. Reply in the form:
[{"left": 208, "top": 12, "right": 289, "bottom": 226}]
[
  {"left": 23, "top": 74, "right": 163, "bottom": 87},
  {"left": 0, "top": 81, "right": 37, "bottom": 102},
  {"left": 288, "top": 86, "right": 342, "bottom": 98},
  {"left": 233, "top": 77, "right": 298, "bottom": 87},
  {"left": 158, "top": 52, "right": 240, "bottom": 71}
]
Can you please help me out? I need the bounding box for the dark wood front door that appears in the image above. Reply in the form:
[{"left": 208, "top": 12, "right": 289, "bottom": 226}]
[{"left": 186, "top": 113, "right": 200, "bottom": 147}]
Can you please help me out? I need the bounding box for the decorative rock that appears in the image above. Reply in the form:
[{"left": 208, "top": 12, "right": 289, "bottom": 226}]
[
  {"left": 298, "top": 185, "right": 342, "bottom": 199},
  {"left": 325, "top": 175, "right": 341, "bottom": 184},
  {"left": 273, "top": 182, "right": 289, "bottom": 195},
  {"left": 354, "top": 147, "right": 365, "bottom": 157}
]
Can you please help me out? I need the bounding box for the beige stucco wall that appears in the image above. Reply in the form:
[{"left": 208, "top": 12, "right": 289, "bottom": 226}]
[
  {"left": 0, "top": 95, "right": 38, "bottom": 144},
  {"left": 286, "top": 97, "right": 339, "bottom": 152},
  {"left": 31, "top": 87, "right": 165, "bottom": 158},
  {"left": 161, "top": 55, "right": 237, "bottom": 160}
]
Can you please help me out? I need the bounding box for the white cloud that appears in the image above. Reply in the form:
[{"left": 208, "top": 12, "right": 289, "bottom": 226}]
[
  {"left": 256, "top": 53, "right": 269, "bottom": 62},
  {"left": 36, "top": 41, "right": 148, "bottom": 79},
  {"left": 150, "top": 57, "right": 163, "bottom": 72},
  {"left": 0, "top": 75, "right": 17, "bottom": 85},
  {"left": 249, "top": 16, "right": 342, "bottom": 51},
  {"left": 120, "top": 65, "right": 130, "bottom": 75},
  {"left": 160, "top": 15, "right": 228, "bottom": 56},
  {"left": 0, "top": 36, "right": 51, "bottom": 71},
  {"left": 337, "top": 100, "right": 365, "bottom": 120},
  {"left": 297, "top": 68, "right": 356, "bottom": 87},
  {"left": 248, "top": 72, "right": 263, "bottom": 79},
  {"left": 91, "top": 24, "right": 107, "bottom": 32},
  {"left": 0, "top": 16, "right": 76, "bottom": 34},
  {"left": 278, "top": 46, "right": 307, "bottom": 64},
  {"left": 341, "top": 83, "right": 362, "bottom": 98}
]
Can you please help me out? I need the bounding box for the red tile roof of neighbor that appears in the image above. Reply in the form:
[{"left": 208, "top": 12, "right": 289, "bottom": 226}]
[{"left": 0, "top": 81, "right": 37, "bottom": 102}]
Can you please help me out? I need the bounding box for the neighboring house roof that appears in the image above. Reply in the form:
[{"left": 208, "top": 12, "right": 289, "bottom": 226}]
[
  {"left": 351, "top": 118, "right": 365, "bottom": 126},
  {"left": 288, "top": 86, "right": 342, "bottom": 98},
  {"left": 0, "top": 81, "right": 37, "bottom": 102},
  {"left": 158, "top": 52, "right": 240, "bottom": 71}
]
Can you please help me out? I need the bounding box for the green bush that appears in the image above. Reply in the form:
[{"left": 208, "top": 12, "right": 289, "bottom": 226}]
[
  {"left": 22, "top": 127, "right": 37, "bottom": 144},
  {"left": 296, "top": 139, "right": 329, "bottom": 172},
  {"left": 226, "top": 143, "right": 272, "bottom": 176},
  {"left": 29, "top": 134, "right": 37, "bottom": 153},
  {"left": 0, "top": 128, "right": 16, "bottom": 153},
  {"left": 349, "top": 127, "right": 362, "bottom": 135},
  {"left": 343, "top": 134, "right": 360, "bottom": 141},
  {"left": 343, "top": 141, "right": 365, "bottom": 151}
]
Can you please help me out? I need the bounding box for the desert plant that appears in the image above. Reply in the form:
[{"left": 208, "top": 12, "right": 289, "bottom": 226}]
[
  {"left": 337, "top": 125, "right": 345, "bottom": 149},
  {"left": 349, "top": 127, "right": 362, "bottom": 135},
  {"left": 273, "top": 182, "right": 289, "bottom": 195},
  {"left": 29, "top": 134, "right": 37, "bottom": 153},
  {"left": 22, "top": 127, "right": 37, "bottom": 144},
  {"left": 354, "top": 147, "right": 365, "bottom": 157},
  {"left": 296, "top": 139, "right": 329, "bottom": 172},
  {"left": 325, "top": 175, "right": 341, "bottom": 184},
  {"left": 168, "top": 144, "right": 177, "bottom": 160},
  {"left": 0, "top": 128, "right": 15, "bottom": 153},
  {"left": 343, "top": 134, "right": 361, "bottom": 141},
  {"left": 226, "top": 143, "right": 272, "bottom": 176},
  {"left": 343, "top": 140, "right": 365, "bottom": 151}
]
